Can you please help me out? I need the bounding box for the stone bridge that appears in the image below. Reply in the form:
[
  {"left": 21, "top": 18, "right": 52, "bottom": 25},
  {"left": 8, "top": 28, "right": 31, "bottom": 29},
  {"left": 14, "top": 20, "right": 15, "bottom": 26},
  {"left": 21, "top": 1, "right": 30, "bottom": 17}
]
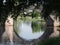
[{"left": 0, "top": 14, "right": 60, "bottom": 45}]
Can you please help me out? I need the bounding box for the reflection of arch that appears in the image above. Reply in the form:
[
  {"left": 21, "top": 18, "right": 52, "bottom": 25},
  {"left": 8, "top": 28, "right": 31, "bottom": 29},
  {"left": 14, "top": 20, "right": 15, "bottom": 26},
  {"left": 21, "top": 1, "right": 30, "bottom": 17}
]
[
  {"left": 38, "top": 15, "right": 60, "bottom": 39},
  {"left": 49, "top": 15, "right": 60, "bottom": 37},
  {"left": 13, "top": 15, "right": 54, "bottom": 44},
  {"left": 31, "top": 16, "right": 54, "bottom": 45},
  {"left": 13, "top": 31, "right": 36, "bottom": 44},
  {"left": 39, "top": 16, "right": 54, "bottom": 39},
  {"left": 13, "top": 30, "right": 24, "bottom": 43},
  {"left": 32, "top": 15, "right": 60, "bottom": 45},
  {"left": 14, "top": 16, "right": 54, "bottom": 44}
]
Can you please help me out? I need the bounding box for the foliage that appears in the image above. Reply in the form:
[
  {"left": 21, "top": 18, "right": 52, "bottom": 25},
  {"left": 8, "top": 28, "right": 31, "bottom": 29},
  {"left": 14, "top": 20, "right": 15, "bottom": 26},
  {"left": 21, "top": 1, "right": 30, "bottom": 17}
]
[
  {"left": 32, "top": 10, "right": 41, "bottom": 18},
  {"left": 0, "top": 0, "right": 60, "bottom": 24},
  {"left": 0, "top": 0, "right": 42, "bottom": 24}
]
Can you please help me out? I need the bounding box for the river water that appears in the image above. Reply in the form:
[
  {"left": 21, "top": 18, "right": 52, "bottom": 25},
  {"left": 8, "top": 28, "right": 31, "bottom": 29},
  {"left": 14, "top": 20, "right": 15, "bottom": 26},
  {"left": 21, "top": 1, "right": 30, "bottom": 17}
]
[
  {"left": 14, "top": 18, "right": 46, "bottom": 41},
  {"left": 17, "top": 21, "right": 44, "bottom": 41}
]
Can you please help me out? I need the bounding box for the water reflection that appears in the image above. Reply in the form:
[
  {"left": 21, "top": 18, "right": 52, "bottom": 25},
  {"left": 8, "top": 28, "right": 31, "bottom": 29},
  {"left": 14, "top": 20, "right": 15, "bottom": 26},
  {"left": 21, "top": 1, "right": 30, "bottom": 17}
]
[
  {"left": 14, "top": 19, "right": 45, "bottom": 41},
  {"left": 31, "top": 21, "right": 45, "bottom": 33}
]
